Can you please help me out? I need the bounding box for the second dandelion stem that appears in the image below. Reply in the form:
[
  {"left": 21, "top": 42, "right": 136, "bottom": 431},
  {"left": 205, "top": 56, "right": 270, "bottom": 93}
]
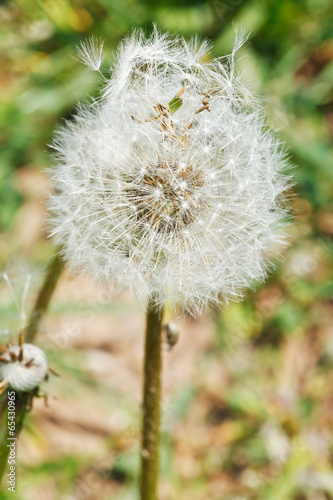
[
  {"left": 140, "top": 299, "right": 164, "bottom": 500},
  {"left": 25, "top": 251, "right": 64, "bottom": 343}
]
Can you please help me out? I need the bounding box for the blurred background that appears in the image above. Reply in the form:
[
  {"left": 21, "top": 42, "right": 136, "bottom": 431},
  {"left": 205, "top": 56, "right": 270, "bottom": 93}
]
[{"left": 0, "top": 0, "right": 333, "bottom": 499}]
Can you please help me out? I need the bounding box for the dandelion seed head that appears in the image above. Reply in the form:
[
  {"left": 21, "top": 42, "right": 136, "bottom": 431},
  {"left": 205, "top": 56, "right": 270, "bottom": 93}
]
[
  {"left": 0, "top": 344, "right": 48, "bottom": 392},
  {"left": 49, "top": 29, "right": 290, "bottom": 312}
]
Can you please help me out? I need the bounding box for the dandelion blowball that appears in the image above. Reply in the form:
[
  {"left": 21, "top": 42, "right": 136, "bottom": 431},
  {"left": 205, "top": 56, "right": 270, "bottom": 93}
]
[{"left": 49, "top": 30, "right": 289, "bottom": 312}]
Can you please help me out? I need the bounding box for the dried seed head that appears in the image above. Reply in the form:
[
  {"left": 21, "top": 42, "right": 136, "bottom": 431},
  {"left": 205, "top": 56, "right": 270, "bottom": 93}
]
[{"left": 0, "top": 344, "right": 48, "bottom": 392}]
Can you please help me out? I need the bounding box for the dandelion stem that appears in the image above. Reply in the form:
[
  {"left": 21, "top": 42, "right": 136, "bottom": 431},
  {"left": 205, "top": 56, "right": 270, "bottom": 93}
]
[
  {"left": 0, "top": 390, "right": 31, "bottom": 487},
  {"left": 140, "top": 298, "right": 164, "bottom": 500},
  {"left": 25, "top": 251, "right": 64, "bottom": 343}
]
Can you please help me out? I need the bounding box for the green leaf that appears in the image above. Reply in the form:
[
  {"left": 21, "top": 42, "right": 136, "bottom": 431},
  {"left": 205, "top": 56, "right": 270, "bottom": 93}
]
[{"left": 168, "top": 96, "right": 183, "bottom": 114}]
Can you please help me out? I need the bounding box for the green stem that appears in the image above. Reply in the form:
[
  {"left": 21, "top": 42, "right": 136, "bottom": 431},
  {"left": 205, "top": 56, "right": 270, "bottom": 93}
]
[
  {"left": 0, "top": 391, "right": 31, "bottom": 488},
  {"left": 25, "top": 251, "right": 64, "bottom": 343},
  {"left": 140, "top": 298, "right": 164, "bottom": 500}
]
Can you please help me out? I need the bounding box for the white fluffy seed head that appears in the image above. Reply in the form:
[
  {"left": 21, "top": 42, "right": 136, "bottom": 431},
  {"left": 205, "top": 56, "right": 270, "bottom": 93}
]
[
  {"left": 49, "top": 29, "right": 290, "bottom": 313},
  {"left": 0, "top": 344, "right": 48, "bottom": 392}
]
